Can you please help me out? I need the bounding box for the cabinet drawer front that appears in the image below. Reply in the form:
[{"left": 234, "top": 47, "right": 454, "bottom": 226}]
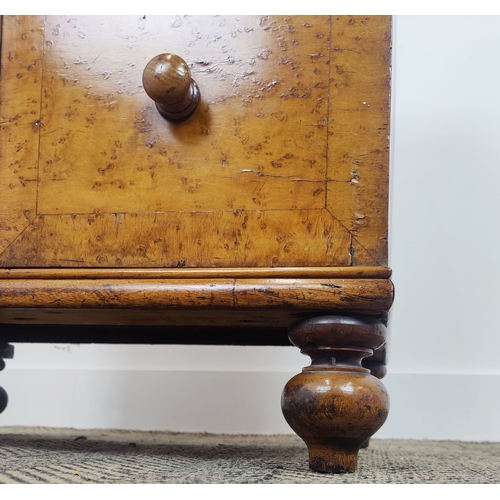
[{"left": 0, "top": 15, "right": 391, "bottom": 268}]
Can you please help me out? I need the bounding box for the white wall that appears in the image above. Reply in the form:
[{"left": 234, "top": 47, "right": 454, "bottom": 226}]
[
  {"left": 1, "top": 15, "right": 500, "bottom": 440},
  {"left": 384, "top": 15, "right": 500, "bottom": 440}
]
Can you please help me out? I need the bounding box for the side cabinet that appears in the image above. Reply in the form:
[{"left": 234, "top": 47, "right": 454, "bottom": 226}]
[{"left": 0, "top": 15, "right": 393, "bottom": 473}]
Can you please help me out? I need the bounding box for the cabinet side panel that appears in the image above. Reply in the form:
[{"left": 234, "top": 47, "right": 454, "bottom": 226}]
[{"left": 327, "top": 15, "right": 391, "bottom": 266}]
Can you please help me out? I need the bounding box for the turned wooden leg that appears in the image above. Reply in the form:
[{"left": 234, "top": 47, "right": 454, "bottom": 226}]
[
  {"left": 0, "top": 343, "right": 14, "bottom": 414},
  {"left": 281, "top": 315, "right": 389, "bottom": 473}
]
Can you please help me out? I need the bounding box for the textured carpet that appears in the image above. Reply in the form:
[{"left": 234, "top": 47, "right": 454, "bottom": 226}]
[{"left": 0, "top": 427, "right": 498, "bottom": 484}]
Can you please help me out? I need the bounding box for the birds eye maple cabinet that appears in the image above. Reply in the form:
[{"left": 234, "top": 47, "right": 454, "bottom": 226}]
[{"left": 0, "top": 15, "right": 393, "bottom": 473}]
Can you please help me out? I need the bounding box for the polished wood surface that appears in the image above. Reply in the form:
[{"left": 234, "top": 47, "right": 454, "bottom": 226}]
[
  {"left": 0, "top": 265, "right": 391, "bottom": 280},
  {"left": 0, "top": 15, "right": 391, "bottom": 269},
  {"left": 0, "top": 278, "right": 393, "bottom": 311}
]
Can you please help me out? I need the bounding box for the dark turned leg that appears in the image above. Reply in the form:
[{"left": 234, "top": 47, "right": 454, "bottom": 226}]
[
  {"left": 0, "top": 343, "right": 14, "bottom": 414},
  {"left": 281, "top": 315, "right": 389, "bottom": 473}
]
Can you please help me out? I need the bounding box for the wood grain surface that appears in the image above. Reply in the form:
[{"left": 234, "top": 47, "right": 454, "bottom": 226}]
[
  {"left": 0, "top": 15, "right": 391, "bottom": 269},
  {"left": 0, "top": 278, "right": 393, "bottom": 311},
  {"left": 0, "top": 17, "right": 44, "bottom": 257},
  {"left": 0, "top": 265, "right": 392, "bottom": 280}
]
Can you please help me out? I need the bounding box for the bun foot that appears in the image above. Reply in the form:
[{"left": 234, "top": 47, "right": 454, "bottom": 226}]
[
  {"left": 281, "top": 315, "right": 390, "bottom": 473},
  {"left": 0, "top": 386, "right": 7, "bottom": 414}
]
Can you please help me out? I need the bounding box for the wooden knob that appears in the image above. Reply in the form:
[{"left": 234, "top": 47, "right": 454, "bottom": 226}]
[{"left": 142, "top": 53, "right": 201, "bottom": 122}]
